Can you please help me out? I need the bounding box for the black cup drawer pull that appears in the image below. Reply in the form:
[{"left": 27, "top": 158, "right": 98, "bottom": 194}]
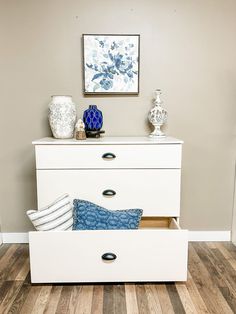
[
  {"left": 102, "top": 152, "right": 116, "bottom": 160},
  {"left": 102, "top": 189, "right": 116, "bottom": 197},
  {"left": 102, "top": 253, "right": 117, "bottom": 261}
]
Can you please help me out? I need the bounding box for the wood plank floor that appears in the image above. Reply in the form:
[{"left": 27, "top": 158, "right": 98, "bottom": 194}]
[{"left": 0, "top": 242, "right": 236, "bottom": 313}]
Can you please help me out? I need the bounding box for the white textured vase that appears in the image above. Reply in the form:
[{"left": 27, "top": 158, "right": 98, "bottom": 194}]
[
  {"left": 49, "top": 95, "right": 77, "bottom": 139},
  {"left": 148, "top": 89, "right": 168, "bottom": 137}
]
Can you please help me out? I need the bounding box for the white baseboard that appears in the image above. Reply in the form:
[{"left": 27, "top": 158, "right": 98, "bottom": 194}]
[
  {"left": 1, "top": 231, "right": 231, "bottom": 244},
  {"left": 2, "top": 233, "right": 29, "bottom": 243},
  {"left": 188, "top": 231, "right": 231, "bottom": 242}
]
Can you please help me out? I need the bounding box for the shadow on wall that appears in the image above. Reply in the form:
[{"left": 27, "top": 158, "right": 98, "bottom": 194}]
[{"left": 18, "top": 146, "right": 38, "bottom": 230}]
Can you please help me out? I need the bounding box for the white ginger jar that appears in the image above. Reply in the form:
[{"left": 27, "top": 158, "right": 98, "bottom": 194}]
[{"left": 48, "top": 95, "right": 77, "bottom": 139}]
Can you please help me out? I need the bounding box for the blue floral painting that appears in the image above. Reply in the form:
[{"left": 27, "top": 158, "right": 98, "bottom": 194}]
[{"left": 83, "top": 34, "right": 140, "bottom": 94}]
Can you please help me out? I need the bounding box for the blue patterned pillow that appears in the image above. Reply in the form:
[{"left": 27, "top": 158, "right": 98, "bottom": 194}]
[{"left": 73, "top": 199, "right": 143, "bottom": 230}]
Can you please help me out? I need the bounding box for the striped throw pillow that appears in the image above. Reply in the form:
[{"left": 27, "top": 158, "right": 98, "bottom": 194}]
[{"left": 27, "top": 194, "right": 73, "bottom": 231}]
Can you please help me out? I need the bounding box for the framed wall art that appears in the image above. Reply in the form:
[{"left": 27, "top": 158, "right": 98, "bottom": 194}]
[{"left": 82, "top": 34, "right": 140, "bottom": 95}]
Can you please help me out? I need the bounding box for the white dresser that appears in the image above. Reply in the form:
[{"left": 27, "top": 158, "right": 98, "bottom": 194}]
[{"left": 29, "top": 136, "right": 188, "bottom": 283}]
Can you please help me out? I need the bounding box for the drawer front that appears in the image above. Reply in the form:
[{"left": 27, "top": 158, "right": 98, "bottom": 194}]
[
  {"left": 29, "top": 227, "right": 188, "bottom": 283},
  {"left": 35, "top": 144, "right": 182, "bottom": 169},
  {"left": 36, "top": 169, "right": 181, "bottom": 216}
]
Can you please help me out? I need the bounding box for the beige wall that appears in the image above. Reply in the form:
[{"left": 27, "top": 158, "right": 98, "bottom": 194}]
[{"left": 1, "top": 0, "right": 236, "bottom": 232}]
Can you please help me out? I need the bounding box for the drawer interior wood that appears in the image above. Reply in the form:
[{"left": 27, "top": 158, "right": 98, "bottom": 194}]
[{"left": 139, "top": 217, "right": 179, "bottom": 230}]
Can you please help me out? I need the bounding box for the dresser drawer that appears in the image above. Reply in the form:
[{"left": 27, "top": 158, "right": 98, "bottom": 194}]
[
  {"left": 36, "top": 169, "right": 181, "bottom": 216},
  {"left": 35, "top": 144, "right": 182, "bottom": 169},
  {"left": 29, "top": 218, "right": 188, "bottom": 283}
]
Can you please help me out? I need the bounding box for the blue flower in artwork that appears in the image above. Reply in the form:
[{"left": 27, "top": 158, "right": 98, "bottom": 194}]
[
  {"left": 111, "top": 41, "right": 119, "bottom": 50},
  {"left": 127, "top": 70, "right": 133, "bottom": 78},
  {"left": 86, "top": 63, "right": 93, "bottom": 69},
  {"left": 100, "top": 78, "right": 113, "bottom": 90},
  {"left": 95, "top": 38, "right": 105, "bottom": 48},
  {"left": 99, "top": 40, "right": 105, "bottom": 48},
  {"left": 113, "top": 53, "right": 122, "bottom": 69},
  {"left": 107, "top": 65, "right": 118, "bottom": 75},
  {"left": 115, "top": 56, "right": 133, "bottom": 74}
]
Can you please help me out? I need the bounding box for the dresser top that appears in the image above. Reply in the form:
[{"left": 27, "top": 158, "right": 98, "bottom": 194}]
[{"left": 32, "top": 136, "right": 183, "bottom": 145}]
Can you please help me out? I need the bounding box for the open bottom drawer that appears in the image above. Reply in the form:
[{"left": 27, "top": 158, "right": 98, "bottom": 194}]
[{"left": 29, "top": 218, "right": 188, "bottom": 283}]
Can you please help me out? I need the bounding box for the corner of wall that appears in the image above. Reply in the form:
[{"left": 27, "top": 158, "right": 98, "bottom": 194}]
[{"left": 231, "top": 161, "right": 236, "bottom": 245}]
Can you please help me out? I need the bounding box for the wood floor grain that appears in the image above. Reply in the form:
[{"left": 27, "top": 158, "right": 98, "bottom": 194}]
[{"left": 0, "top": 243, "right": 236, "bottom": 314}]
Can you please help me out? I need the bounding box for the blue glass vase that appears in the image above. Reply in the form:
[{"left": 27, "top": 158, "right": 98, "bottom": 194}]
[{"left": 83, "top": 105, "right": 103, "bottom": 131}]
